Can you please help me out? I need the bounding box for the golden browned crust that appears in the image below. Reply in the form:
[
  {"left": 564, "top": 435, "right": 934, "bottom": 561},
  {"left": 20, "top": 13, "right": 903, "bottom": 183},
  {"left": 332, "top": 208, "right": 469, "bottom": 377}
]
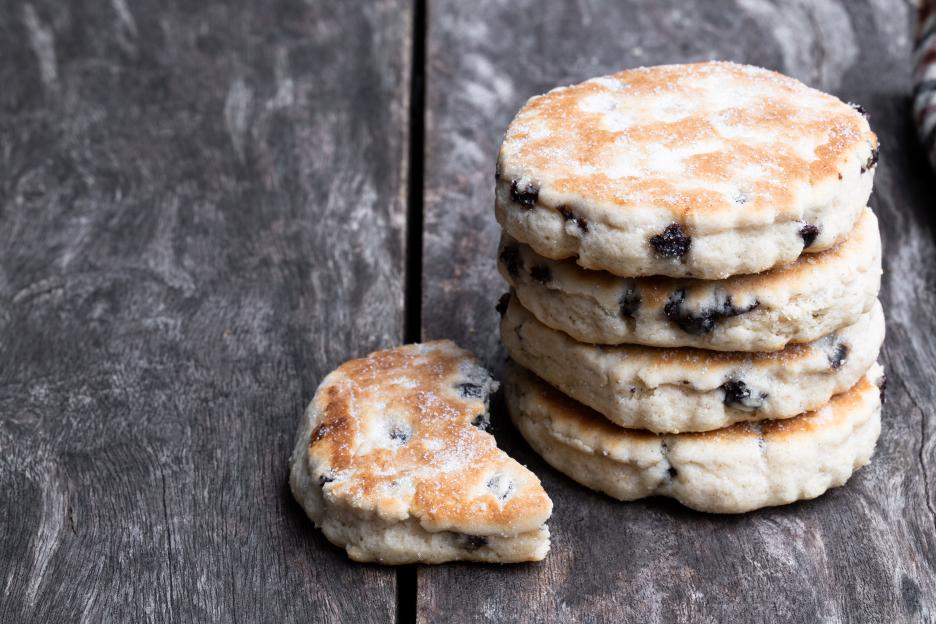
[
  {"left": 305, "top": 341, "right": 552, "bottom": 536},
  {"left": 498, "top": 62, "right": 876, "bottom": 229}
]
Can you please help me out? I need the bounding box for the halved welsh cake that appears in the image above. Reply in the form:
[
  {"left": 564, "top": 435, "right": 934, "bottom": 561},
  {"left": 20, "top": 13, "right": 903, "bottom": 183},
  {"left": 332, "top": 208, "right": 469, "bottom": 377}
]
[
  {"left": 289, "top": 340, "right": 552, "bottom": 564},
  {"left": 505, "top": 362, "right": 885, "bottom": 513}
]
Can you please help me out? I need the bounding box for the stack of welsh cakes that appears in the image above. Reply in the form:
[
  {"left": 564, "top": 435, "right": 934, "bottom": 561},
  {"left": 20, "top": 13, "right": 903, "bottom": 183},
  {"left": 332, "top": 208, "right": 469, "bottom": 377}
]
[{"left": 493, "top": 62, "right": 885, "bottom": 513}]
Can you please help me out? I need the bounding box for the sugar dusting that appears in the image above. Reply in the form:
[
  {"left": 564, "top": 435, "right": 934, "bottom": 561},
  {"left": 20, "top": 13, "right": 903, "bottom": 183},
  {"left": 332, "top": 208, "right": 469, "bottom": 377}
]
[
  {"left": 501, "top": 62, "right": 874, "bottom": 219},
  {"left": 309, "top": 341, "right": 546, "bottom": 530}
]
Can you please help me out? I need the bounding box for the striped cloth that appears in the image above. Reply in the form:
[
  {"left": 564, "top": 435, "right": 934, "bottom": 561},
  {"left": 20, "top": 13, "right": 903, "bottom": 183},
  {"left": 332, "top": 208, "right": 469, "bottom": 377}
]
[{"left": 916, "top": 0, "right": 936, "bottom": 170}]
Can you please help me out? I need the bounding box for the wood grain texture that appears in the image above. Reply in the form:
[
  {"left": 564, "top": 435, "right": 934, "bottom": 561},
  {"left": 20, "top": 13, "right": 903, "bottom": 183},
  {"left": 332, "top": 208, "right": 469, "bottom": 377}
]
[
  {"left": 0, "top": 1, "right": 411, "bottom": 622},
  {"left": 420, "top": 0, "right": 936, "bottom": 622}
]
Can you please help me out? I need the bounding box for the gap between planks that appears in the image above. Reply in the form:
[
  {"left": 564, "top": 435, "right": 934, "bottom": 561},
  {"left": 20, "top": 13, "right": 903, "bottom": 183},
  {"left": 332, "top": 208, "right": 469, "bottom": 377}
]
[{"left": 399, "top": 0, "right": 428, "bottom": 622}]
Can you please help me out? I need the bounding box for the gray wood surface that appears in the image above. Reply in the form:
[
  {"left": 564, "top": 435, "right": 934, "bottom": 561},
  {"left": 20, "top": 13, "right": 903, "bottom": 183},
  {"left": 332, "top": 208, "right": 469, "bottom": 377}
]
[
  {"left": 420, "top": 0, "right": 936, "bottom": 622},
  {"left": 3, "top": 0, "right": 935, "bottom": 622},
  {"left": 0, "top": 1, "right": 411, "bottom": 621}
]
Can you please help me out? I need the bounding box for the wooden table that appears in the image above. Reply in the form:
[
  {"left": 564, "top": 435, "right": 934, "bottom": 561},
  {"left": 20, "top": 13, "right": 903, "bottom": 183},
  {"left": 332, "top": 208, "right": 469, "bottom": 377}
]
[{"left": 1, "top": 1, "right": 933, "bottom": 622}]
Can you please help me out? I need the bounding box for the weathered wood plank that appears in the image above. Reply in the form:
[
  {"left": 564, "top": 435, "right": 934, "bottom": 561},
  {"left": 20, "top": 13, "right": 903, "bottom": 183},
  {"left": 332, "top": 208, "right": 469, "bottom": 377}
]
[
  {"left": 419, "top": 0, "right": 936, "bottom": 622},
  {"left": 0, "top": 1, "right": 411, "bottom": 622}
]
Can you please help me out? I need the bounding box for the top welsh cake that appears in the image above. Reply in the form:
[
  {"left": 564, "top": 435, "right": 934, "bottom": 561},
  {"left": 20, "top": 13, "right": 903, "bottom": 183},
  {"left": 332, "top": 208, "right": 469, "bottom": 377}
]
[{"left": 495, "top": 62, "right": 878, "bottom": 279}]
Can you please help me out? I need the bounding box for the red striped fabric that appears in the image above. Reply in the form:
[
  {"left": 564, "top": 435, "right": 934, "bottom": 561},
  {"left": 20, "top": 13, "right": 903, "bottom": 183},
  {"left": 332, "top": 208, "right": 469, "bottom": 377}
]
[{"left": 916, "top": 0, "right": 936, "bottom": 170}]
